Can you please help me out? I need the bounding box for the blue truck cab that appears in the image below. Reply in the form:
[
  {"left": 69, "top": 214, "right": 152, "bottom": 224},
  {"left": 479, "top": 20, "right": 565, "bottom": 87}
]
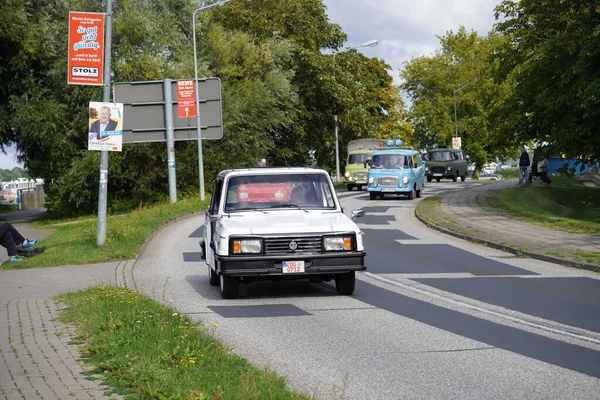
[{"left": 366, "top": 140, "right": 425, "bottom": 200}]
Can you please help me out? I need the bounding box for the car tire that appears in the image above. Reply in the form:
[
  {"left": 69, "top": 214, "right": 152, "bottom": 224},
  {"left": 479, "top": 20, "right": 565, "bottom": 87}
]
[
  {"left": 452, "top": 174, "right": 458, "bottom": 182},
  {"left": 208, "top": 266, "right": 219, "bottom": 286},
  {"left": 335, "top": 271, "right": 355, "bottom": 295},
  {"left": 347, "top": 184, "right": 354, "bottom": 191},
  {"left": 460, "top": 175, "right": 466, "bottom": 182},
  {"left": 427, "top": 176, "right": 432, "bottom": 183},
  {"left": 220, "top": 275, "right": 239, "bottom": 299},
  {"left": 416, "top": 186, "right": 422, "bottom": 198},
  {"left": 436, "top": 177, "right": 441, "bottom": 182},
  {"left": 357, "top": 185, "right": 363, "bottom": 191},
  {"left": 408, "top": 186, "right": 416, "bottom": 200},
  {"left": 369, "top": 192, "right": 377, "bottom": 200}
]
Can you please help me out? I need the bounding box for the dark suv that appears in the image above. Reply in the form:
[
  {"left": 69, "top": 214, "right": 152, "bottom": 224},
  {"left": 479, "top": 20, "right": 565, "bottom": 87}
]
[{"left": 425, "top": 148, "right": 468, "bottom": 182}]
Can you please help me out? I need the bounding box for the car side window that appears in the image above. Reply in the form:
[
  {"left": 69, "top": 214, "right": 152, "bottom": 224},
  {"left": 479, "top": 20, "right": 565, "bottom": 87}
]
[{"left": 210, "top": 179, "right": 223, "bottom": 214}]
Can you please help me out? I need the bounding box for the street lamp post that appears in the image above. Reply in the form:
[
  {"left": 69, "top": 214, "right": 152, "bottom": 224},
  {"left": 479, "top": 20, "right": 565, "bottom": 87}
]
[
  {"left": 333, "top": 39, "right": 378, "bottom": 183},
  {"left": 453, "top": 78, "right": 478, "bottom": 138},
  {"left": 193, "top": 0, "right": 231, "bottom": 201}
]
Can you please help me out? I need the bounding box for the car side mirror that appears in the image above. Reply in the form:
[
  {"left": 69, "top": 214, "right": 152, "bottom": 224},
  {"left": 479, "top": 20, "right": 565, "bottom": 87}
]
[
  {"left": 351, "top": 209, "right": 365, "bottom": 222},
  {"left": 364, "top": 160, "right": 372, "bottom": 168}
]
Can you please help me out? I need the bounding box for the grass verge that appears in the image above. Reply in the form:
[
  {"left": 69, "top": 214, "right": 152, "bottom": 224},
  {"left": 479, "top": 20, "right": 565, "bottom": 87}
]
[
  {"left": 490, "top": 176, "right": 600, "bottom": 235},
  {"left": 1, "top": 196, "right": 209, "bottom": 270},
  {"left": 55, "top": 286, "right": 310, "bottom": 399}
]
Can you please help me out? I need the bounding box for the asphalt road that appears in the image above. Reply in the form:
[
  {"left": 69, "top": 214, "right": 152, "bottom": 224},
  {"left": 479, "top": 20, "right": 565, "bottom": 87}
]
[{"left": 132, "top": 180, "right": 600, "bottom": 400}]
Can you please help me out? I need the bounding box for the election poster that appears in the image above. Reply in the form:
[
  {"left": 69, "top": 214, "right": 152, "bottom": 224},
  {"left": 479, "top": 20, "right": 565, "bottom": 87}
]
[{"left": 88, "top": 102, "right": 124, "bottom": 152}]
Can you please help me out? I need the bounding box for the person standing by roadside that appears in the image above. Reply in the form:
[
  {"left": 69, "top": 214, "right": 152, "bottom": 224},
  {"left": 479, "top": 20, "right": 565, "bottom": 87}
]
[
  {"left": 256, "top": 158, "right": 267, "bottom": 167},
  {"left": 537, "top": 157, "right": 551, "bottom": 186},
  {"left": 519, "top": 145, "right": 530, "bottom": 184}
]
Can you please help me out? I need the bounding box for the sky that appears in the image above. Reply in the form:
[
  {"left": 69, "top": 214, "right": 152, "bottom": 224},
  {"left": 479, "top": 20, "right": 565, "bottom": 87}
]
[
  {"left": 321, "top": 0, "right": 503, "bottom": 84},
  {"left": 0, "top": 0, "right": 503, "bottom": 172}
]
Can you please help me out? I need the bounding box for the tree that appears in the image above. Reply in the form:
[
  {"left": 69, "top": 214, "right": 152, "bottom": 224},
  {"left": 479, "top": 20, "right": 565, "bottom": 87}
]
[
  {"left": 401, "top": 27, "right": 512, "bottom": 170},
  {"left": 494, "top": 0, "right": 600, "bottom": 161}
]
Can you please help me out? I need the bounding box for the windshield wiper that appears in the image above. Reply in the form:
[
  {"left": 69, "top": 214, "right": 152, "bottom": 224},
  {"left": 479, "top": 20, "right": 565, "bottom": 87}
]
[{"left": 270, "top": 204, "right": 300, "bottom": 208}]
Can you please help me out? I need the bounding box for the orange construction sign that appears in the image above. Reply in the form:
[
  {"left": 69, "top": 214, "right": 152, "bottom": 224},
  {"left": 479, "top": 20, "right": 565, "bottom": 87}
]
[
  {"left": 67, "top": 12, "right": 105, "bottom": 86},
  {"left": 177, "top": 80, "right": 197, "bottom": 118}
]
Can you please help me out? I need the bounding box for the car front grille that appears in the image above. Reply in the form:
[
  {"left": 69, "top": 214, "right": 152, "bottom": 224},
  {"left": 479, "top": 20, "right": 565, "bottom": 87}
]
[
  {"left": 264, "top": 236, "right": 322, "bottom": 255},
  {"left": 430, "top": 166, "right": 446, "bottom": 174},
  {"left": 377, "top": 176, "right": 399, "bottom": 186},
  {"left": 352, "top": 171, "right": 367, "bottom": 180}
]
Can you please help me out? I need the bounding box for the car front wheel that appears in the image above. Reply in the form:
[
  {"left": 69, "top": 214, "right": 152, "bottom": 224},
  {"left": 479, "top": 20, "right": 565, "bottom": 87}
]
[
  {"left": 208, "top": 266, "right": 219, "bottom": 286},
  {"left": 335, "top": 271, "right": 355, "bottom": 295},
  {"left": 369, "top": 192, "right": 377, "bottom": 200},
  {"left": 220, "top": 275, "right": 239, "bottom": 299}
]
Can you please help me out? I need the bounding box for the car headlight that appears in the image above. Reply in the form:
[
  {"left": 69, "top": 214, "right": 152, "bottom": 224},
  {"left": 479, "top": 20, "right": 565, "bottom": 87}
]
[
  {"left": 368, "top": 177, "right": 374, "bottom": 184},
  {"left": 447, "top": 166, "right": 452, "bottom": 171},
  {"left": 231, "top": 239, "right": 262, "bottom": 254},
  {"left": 402, "top": 177, "right": 409, "bottom": 184},
  {"left": 323, "top": 236, "right": 353, "bottom": 251},
  {"left": 345, "top": 171, "right": 350, "bottom": 178},
  {"left": 425, "top": 167, "right": 429, "bottom": 172}
]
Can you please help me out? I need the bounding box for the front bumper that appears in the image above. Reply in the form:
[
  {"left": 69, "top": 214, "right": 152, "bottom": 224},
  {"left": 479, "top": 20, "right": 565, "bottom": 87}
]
[{"left": 215, "top": 252, "right": 366, "bottom": 277}]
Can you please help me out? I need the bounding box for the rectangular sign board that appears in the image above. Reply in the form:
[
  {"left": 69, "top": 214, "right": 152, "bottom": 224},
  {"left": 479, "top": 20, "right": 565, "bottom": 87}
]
[
  {"left": 68, "top": 12, "right": 105, "bottom": 86},
  {"left": 177, "top": 79, "right": 196, "bottom": 118},
  {"left": 113, "top": 78, "right": 222, "bottom": 143}
]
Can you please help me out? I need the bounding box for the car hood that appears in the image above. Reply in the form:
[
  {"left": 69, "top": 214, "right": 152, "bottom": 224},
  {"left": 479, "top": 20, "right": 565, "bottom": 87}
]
[{"left": 218, "top": 210, "right": 360, "bottom": 236}]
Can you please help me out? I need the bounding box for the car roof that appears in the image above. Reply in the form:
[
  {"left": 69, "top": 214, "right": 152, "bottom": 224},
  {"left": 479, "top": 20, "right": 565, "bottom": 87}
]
[
  {"left": 216, "top": 167, "right": 330, "bottom": 179},
  {"left": 372, "top": 149, "right": 418, "bottom": 156},
  {"left": 429, "top": 148, "right": 462, "bottom": 152}
]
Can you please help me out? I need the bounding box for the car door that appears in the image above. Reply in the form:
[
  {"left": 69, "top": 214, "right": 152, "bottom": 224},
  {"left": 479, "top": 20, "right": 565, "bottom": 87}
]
[
  {"left": 204, "top": 177, "right": 223, "bottom": 267},
  {"left": 413, "top": 154, "right": 425, "bottom": 188}
]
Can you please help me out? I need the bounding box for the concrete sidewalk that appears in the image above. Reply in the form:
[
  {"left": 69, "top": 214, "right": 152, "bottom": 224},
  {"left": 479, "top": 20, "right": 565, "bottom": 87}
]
[{"left": 416, "top": 179, "right": 600, "bottom": 271}]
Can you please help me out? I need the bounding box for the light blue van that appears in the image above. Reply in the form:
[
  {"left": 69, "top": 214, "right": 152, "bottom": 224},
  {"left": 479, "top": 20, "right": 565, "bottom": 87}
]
[{"left": 366, "top": 140, "right": 425, "bottom": 200}]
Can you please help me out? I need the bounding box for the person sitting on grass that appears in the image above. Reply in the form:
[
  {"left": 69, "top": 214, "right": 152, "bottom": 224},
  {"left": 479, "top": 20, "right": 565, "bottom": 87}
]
[{"left": 0, "top": 222, "right": 38, "bottom": 263}]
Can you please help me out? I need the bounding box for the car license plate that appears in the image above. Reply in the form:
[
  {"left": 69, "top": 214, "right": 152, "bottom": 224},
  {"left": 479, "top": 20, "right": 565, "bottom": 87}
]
[
  {"left": 382, "top": 188, "right": 395, "bottom": 192},
  {"left": 433, "top": 173, "right": 442, "bottom": 177},
  {"left": 356, "top": 180, "right": 366, "bottom": 184},
  {"left": 282, "top": 261, "right": 305, "bottom": 273}
]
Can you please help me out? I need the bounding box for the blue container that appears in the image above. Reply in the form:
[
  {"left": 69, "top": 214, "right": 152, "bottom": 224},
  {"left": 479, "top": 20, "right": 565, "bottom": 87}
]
[{"left": 546, "top": 157, "right": 590, "bottom": 175}]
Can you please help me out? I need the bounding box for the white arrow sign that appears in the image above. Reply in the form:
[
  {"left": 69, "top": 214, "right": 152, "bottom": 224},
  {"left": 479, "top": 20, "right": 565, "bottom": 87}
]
[{"left": 185, "top": 107, "right": 189, "bottom": 116}]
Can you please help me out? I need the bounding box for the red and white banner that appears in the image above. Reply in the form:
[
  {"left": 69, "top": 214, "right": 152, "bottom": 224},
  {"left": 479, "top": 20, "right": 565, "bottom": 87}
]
[{"left": 68, "top": 12, "right": 105, "bottom": 86}]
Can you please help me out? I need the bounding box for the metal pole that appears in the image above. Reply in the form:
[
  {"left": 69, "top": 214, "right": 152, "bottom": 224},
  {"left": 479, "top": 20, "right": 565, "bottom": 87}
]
[
  {"left": 97, "top": 0, "right": 112, "bottom": 246},
  {"left": 164, "top": 78, "right": 177, "bottom": 203},
  {"left": 333, "top": 52, "right": 340, "bottom": 182},
  {"left": 193, "top": 0, "right": 231, "bottom": 201},
  {"left": 453, "top": 90, "right": 458, "bottom": 138}
]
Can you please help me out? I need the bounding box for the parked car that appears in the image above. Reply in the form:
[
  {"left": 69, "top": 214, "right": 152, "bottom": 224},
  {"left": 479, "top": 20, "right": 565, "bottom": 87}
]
[
  {"left": 199, "top": 167, "right": 366, "bottom": 299},
  {"left": 425, "top": 148, "right": 468, "bottom": 182},
  {"left": 467, "top": 169, "right": 504, "bottom": 180}
]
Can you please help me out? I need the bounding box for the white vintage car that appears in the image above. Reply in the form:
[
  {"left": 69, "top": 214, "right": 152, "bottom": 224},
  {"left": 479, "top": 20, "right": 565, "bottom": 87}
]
[{"left": 200, "top": 167, "right": 366, "bottom": 299}]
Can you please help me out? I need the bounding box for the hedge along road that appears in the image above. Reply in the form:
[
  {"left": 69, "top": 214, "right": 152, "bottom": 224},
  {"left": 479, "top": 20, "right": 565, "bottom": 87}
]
[{"left": 131, "top": 180, "right": 600, "bottom": 400}]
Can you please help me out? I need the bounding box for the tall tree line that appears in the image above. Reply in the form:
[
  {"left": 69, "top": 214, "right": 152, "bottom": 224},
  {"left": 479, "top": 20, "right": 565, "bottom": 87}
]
[
  {"left": 0, "top": 0, "right": 407, "bottom": 217},
  {"left": 400, "top": 0, "right": 599, "bottom": 169}
]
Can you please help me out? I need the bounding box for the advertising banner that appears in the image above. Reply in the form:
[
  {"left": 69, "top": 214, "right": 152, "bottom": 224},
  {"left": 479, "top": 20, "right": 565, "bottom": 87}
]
[
  {"left": 68, "top": 12, "right": 105, "bottom": 86},
  {"left": 176, "top": 79, "right": 196, "bottom": 118},
  {"left": 88, "top": 102, "right": 124, "bottom": 151}
]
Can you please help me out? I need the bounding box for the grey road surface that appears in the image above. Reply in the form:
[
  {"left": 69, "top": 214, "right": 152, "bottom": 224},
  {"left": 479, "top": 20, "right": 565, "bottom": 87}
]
[{"left": 132, "top": 181, "right": 600, "bottom": 400}]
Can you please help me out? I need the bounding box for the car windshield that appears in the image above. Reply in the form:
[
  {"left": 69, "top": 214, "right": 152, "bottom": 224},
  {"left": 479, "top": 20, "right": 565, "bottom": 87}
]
[
  {"left": 430, "top": 151, "right": 454, "bottom": 161},
  {"left": 348, "top": 153, "right": 372, "bottom": 164},
  {"left": 225, "top": 173, "right": 336, "bottom": 212},
  {"left": 371, "top": 154, "right": 407, "bottom": 169}
]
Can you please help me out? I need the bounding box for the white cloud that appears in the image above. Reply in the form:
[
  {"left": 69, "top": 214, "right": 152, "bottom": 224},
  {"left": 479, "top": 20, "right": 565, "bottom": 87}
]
[{"left": 322, "top": 0, "right": 502, "bottom": 82}]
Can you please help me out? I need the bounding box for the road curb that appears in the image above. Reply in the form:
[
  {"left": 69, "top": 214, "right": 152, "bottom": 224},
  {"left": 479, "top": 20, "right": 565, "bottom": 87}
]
[{"left": 414, "top": 200, "right": 600, "bottom": 273}]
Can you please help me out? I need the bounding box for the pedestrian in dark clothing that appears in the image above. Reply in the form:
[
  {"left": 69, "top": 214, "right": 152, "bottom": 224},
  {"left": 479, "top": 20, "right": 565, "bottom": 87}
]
[
  {"left": 256, "top": 158, "right": 267, "bottom": 167},
  {"left": 0, "top": 223, "right": 37, "bottom": 263},
  {"left": 518, "top": 146, "right": 530, "bottom": 184}
]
